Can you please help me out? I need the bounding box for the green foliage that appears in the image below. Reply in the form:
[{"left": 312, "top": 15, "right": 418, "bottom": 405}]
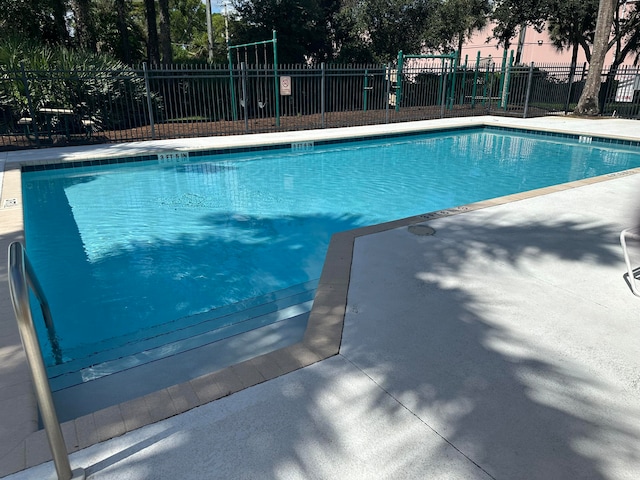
[
  {"left": 171, "top": 10, "right": 230, "bottom": 63},
  {"left": 93, "top": 0, "right": 147, "bottom": 64},
  {"left": 339, "top": 0, "right": 440, "bottom": 63},
  {"left": 232, "top": 0, "right": 333, "bottom": 63},
  {"left": 432, "top": 0, "right": 491, "bottom": 55},
  {"left": 0, "top": 0, "right": 69, "bottom": 46},
  {"left": 547, "top": 0, "right": 598, "bottom": 63},
  {"left": 0, "top": 38, "right": 58, "bottom": 115},
  {"left": 490, "top": 0, "right": 550, "bottom": 49},
  {"left": 330, "top": 8, "right": 375, "bottom": 63},
  {"left": 0, "top": 37, "right": 161, "bottom": 131},
  {"left": 611, "top": 0, "right": 640, "bottom": 68},
  {"left": 171, "top": 0, "right": 207, "bottom": 46}
]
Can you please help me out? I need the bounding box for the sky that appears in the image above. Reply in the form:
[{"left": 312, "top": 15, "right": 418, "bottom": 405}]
[{"left": 205, "top": 0, "right": 224, "bottom": 14}]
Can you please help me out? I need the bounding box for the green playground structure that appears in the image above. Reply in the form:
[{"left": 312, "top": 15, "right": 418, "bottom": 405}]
[
  {"left": 394, "top": 48, "right": 517, "bottom": 114},
  {"left": 227, "top": 30, "right": 280, "bottom": 126}
]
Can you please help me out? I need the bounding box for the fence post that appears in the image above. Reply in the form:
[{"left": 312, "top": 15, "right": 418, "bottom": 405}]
[
  {"left": 363, "top": 69, "right": 369, "bottom": 112},
  {"left": 321, "top": 63, "right": 326, "bottom": 128},
  {"left": 448, "top": 53, "right": 458, "bottom": 109},
  {"left": 272, "top": 30, "right": 280, "bottom": 127},
  {"left": 523, "top": 62, "right": 534, "bottom": 118},
  {"left": 459, "top": 54, "right": 468, "bottom": 105},
  {"left": 471, "top": 52, "right": 480, "bottom": 109},
  {"left": 564, "top": 64, "right": 576, "bottom": 115},
  {"left": 487, "top": 63, "right": 495, "bottom": 112},
  {"left": 241, "top": 62, "right": 249, "bottom": 132},
  {"left": 440, "top": 65, "right": 447, "bottom": 118},
  {"left": 20, "top": 62, "right": 40, "bottom": 147},
  {"left": 437, "top": 59, "right": 444, "bottom": 106},
  {"left": 501, "top": 50, "right": 514, "bottom": 110},
  {"left": 385, "top": 64, "right": 391, "bottom": 123},
  {"left": 483, "top": 58, "right": 492, "bottom": 106},
  {"left": 395, "top": 50, "right": 403, "bottom": 112},
  {"left": 228, "top": 50, "right": 238, "bottom": 121},
  {"left": 142, "top": 63, "right": 156, "bottom": 140},
  {"left": 497, "top": 49, "right": 507, "bottom": 107}
]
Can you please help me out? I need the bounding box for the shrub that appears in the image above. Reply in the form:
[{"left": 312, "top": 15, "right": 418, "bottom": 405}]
[{"left": 0, "top": 37, "right": 162, "bottom": 131}]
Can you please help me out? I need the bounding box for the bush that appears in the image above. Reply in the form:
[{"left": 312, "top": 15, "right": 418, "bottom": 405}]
[{"left": 0, "top": 37, "right": 162, "bottom": 132}]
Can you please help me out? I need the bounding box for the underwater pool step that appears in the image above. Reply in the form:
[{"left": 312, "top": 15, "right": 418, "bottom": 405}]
[
  {"left": 51, "top": 311, "right": 310, "bottom": 422},
  {"left": 49, "top": 299, "right": 313, "bottom": 391},
  {"left": 48, "top": 279, "right": 318, "bottom": 373},
  {"left": 48, "top": 285, "right": 316, "bottom": 389}
]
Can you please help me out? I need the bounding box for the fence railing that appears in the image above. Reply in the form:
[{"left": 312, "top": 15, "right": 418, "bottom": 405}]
[{"left": 1, "top": 61, "right": 639, "bottom": 150}]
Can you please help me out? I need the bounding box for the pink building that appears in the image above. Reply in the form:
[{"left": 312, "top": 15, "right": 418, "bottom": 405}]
[{"left": 459, "top": 24, "right": 617, "bottom": 66}]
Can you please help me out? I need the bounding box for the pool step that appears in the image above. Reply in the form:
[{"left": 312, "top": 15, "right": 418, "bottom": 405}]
[
  {"left": 48, "top": 282, "right": 317, "bottom": 390},
  {"left": 51, "top": 311, "right": 310, "bottom": 422},
  {"left": 49, "top": 279, "right": 318, "bottom": 370}
]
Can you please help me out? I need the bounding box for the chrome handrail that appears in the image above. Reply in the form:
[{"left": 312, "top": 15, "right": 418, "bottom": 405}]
[
  {"left": 22, "top": 249, "right": 63, "bottom": 364},
  {"left": 621, "top": 227, "right": 640, "bottom": 296},
  {"left": 8, "top": 242, "right": 85, "bottom": 480}
]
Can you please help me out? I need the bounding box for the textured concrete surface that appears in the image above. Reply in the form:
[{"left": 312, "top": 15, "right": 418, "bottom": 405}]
[{"left": 2, "top": 116, "right": 640, "bottom": 479}]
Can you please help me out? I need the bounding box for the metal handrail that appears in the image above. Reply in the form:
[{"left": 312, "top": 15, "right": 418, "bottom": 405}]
[
  {"left": 620, "top": 227, "right": 640, "bottom": 296},
  {"left": 8, "top": 242, "right": 85, "bottom": 480},
  {"left": 21, "top": 248, "right": 63, "bottom": 364}
]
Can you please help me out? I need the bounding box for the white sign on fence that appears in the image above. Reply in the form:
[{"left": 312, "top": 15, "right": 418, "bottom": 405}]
[{"left": 280, "top": 76, "right": 292, "bottom": 96}]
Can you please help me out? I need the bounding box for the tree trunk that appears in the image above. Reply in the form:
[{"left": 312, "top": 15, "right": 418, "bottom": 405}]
[
  {"left": 71, "top": 0, "right": 96, "bottom": 51},
  {"left": 515, "top": 25, "right": 526, "bottom": 64},
  {"left": 457, "top": 31, "right": 464, "bottom": 63},
  {"left": 570, "top": 40, "right": 579, "bottom": 79},
  {"left": 574, "top": 0, "right": 615, "bottom": 115},
  {"left": 52, "top": 0, "right": 71, "bottom": 46},
  {"left": 115, "top": 0, "right": 132, "bottom": 64},
  {"left": 144, "top": 0, "right": 160, "bottom": 66},
  {"left": 158, "top": 0, "right": 173, "bottom": 65},
  {"left": 564, "top": 40, "right": 579, "bottom": 113},
  {"left": 579, "top": 38, "right": 592, "bottom": 63}
]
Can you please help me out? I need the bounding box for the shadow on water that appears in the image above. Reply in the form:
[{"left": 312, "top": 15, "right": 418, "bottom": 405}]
[{"left": 27, "top": 195, "right": 368, "bottom": 364}]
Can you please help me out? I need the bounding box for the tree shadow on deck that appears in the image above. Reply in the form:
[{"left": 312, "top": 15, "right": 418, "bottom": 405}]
[
  {"left": 338, "top": 214, "right": 640, "bottom": 479},
  {"left": 60, "top": 207, "right": 640, "bottom": 480}
]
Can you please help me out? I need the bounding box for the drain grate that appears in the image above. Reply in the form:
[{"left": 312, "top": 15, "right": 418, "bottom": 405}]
[{"left": 408, "top": 224, "right": 436, "bottom": 236}]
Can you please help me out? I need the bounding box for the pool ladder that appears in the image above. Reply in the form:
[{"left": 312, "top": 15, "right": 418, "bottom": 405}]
[{"left": 8, "top": 242, "right": 85, "bottom": 480}]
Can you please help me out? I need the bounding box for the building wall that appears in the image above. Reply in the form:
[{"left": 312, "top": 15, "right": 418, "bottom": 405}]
[{"left": 459, "top": 24, "right": 617, "bottom": 66}]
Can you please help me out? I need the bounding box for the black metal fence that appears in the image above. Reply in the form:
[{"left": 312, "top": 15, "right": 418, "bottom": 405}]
[{"left": 1, "top": 60, "right": 639, "bottom": 150}]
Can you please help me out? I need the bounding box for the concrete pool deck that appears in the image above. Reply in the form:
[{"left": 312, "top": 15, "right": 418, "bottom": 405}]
[{"left": 2, "top": 116, "right": 640, "bottom": 478}]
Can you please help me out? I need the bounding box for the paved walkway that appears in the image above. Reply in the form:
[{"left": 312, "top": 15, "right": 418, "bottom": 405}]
[{"left": 3, "top": 116, "right": 640, "bottom": 479}]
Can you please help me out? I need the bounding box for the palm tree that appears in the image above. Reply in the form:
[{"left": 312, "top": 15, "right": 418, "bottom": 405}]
[{"left": 547, "top": 0, "right": 598, "bottom": 69}]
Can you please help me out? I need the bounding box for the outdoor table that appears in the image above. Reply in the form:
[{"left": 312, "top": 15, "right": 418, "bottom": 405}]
[{"left": 39, "top": 108, "right": 77, "bottom": 139}]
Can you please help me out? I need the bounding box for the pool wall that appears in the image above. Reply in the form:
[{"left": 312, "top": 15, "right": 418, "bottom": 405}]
[{"left": 2, "top": 115, "right": 640, "bottom": 476}]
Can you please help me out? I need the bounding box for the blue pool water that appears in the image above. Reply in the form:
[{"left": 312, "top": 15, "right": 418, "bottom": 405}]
[{"left": 23, "top": 128, "right": 640, "bottom": 374}]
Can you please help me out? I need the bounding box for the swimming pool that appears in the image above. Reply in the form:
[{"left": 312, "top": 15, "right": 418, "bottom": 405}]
[{"left": 22, "top": 126, "right": 640, "bottom": 387}]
